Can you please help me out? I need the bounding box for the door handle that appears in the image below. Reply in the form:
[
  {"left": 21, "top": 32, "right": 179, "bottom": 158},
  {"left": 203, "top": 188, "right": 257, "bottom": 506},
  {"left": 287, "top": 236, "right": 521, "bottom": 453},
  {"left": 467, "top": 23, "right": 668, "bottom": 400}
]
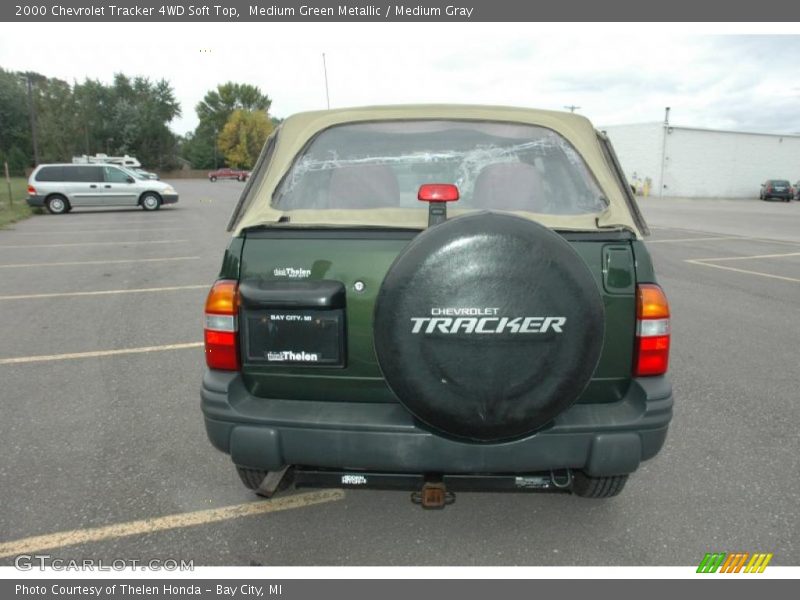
[
  {"left": 104, "top": 185, "right": 112, "bottom": 188},
  {"left": 90, "top": 185, "right": 97, "bottom": 188}
]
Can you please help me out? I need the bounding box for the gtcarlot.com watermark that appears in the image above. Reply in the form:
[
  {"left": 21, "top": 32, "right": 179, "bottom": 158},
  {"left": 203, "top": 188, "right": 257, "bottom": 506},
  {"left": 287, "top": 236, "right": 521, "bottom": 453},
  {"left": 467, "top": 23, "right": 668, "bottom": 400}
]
[{"left": 14, "top": 554, "right": 194, "bottom": 571}]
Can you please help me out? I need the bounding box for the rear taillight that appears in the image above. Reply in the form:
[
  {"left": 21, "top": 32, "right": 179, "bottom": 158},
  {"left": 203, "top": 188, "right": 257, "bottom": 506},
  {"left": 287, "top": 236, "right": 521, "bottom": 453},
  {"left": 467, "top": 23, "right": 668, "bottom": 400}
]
[
  {"left": 204, "top": 279, "right": 240, "bottom": 371},
  {"left": 634, "top": 284, "right": 670, "bottom": 377},
  {"left": 767, "top": 184, "right": 773, "bottom": 192},
  {"left": 27, "top": 185, "right": 36, "bottom": 196}
]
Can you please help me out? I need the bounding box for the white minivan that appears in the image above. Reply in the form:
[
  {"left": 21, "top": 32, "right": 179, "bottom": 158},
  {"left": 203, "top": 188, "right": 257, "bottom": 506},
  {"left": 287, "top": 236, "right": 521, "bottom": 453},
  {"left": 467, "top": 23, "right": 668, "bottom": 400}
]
[{"left": 27, "top": 163, "right": 178, "bottom": 214}]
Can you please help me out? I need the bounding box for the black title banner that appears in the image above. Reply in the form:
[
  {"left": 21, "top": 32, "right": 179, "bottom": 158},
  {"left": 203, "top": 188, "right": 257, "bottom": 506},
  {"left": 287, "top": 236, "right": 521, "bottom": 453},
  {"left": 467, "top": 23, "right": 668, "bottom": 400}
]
[{"left": 3, "top": 0, "right": 799, "bottom": 21}]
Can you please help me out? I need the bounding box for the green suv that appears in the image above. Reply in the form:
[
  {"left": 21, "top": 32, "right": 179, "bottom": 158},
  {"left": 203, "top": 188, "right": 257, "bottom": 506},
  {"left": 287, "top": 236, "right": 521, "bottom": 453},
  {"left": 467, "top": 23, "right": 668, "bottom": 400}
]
[{"left": 201, "top": 105, "right": 672, "bottom": 506}]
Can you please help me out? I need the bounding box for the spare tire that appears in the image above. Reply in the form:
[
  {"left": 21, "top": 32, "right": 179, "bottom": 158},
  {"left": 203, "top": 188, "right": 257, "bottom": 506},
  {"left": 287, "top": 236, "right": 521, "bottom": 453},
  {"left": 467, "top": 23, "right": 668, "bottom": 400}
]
[{"left": 374, "top": 212, "right": 604, "bottom": 442}]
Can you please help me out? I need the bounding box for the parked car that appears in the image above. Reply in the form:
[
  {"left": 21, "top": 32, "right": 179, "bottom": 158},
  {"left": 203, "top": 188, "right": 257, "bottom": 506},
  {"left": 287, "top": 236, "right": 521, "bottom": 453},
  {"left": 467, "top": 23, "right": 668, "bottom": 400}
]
[
  {"left": 759, "top": 179, "right": 793, "bottom": 201},
  {"left": 208, "top": 167, "right": 250, "bottom": 182},
  {"left": 26, "top": 164, "right": 178, "bottom": 213},
  {"left": 201, "top": 105, "right": 672, "bottom": 506}
]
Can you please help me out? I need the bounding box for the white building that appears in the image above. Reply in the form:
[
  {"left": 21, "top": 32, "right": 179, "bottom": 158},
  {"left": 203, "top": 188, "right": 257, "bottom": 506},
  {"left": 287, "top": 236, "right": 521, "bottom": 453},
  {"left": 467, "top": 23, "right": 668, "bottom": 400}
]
[{"left": 602, "top": 122, "right": 800, "bottom": 198}]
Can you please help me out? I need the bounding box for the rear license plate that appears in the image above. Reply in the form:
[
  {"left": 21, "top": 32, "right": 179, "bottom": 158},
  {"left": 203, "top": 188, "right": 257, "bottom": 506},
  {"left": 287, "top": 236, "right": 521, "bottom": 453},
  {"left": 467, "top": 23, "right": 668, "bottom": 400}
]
[{"left": 243, "top": 309, "right": 345, "bottom": 367}]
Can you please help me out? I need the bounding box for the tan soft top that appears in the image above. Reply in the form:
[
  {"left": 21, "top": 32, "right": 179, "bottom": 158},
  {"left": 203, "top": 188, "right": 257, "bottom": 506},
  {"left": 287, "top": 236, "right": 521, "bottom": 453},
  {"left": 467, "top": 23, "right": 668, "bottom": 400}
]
[{"left": 232, "top": 104, "right": 643, "bottom": 237}]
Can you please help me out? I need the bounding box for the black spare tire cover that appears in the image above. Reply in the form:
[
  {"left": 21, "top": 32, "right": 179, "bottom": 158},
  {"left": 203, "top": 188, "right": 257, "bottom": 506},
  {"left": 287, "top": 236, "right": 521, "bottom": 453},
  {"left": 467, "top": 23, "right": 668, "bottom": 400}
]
[{"left": 374, "top": 212, "right": 605, "bottom": 442}]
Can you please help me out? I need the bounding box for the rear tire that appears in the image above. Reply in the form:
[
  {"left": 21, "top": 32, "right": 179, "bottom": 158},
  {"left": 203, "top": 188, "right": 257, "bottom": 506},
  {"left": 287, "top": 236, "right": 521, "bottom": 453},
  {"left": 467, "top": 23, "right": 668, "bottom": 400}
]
[
  {"left": 45, "top": 195, "right": 69, "bottom": 215},
  {"left": 140, "top": 193, "right": 161, "bottom": 211},
  {"left": 236, "top": 466, "right": 294, "bottom": 498},
  {"left": 572, "top": 472, "right": 628, "bottom": 498},
  {"left": 210, "top": 176, "right": 217, "bottom": 182}
]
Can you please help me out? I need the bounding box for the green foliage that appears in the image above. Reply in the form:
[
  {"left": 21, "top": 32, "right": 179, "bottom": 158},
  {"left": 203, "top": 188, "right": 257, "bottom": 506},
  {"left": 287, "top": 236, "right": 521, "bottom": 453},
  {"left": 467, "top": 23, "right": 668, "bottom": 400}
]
[
  {"left": 0, "top": 68, "right": 32, "bottom": 174},
  {"left": 196, "top": 82, "right": 272, "bottom": 132},
  {"left": 186, "top": 82, "right": 272, "bottom": 169},
  {"left": 218, "top": 109, "right": 274, "bottom": 169},
  {"left": 0, "top": 67, "right": 182, "bottom": 171}
]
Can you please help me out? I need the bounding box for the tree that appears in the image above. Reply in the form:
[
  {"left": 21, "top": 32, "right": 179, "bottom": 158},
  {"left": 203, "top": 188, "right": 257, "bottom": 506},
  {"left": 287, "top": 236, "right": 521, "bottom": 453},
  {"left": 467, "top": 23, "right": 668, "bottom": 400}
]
[
  {"left": 217, "top": 109, "right": 273, "bottom": 169},
  {"left": 185, "top": 82, "right": 272, "bottom": 169},
  {"left": 196, "top": 82, "right": 271, "bottom": 133},
  {"left": 0, "top": 68, "right": 182, "bottom": 170},
  {"left": 0, "top": 68, "right": 31, "bottom": 173}
]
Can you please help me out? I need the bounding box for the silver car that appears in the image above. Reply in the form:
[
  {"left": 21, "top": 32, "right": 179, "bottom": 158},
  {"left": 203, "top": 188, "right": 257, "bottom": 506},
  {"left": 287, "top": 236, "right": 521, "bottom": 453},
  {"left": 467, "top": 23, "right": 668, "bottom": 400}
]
[{"left": 27, "top": 163, "right": 178, "bottom": 214}]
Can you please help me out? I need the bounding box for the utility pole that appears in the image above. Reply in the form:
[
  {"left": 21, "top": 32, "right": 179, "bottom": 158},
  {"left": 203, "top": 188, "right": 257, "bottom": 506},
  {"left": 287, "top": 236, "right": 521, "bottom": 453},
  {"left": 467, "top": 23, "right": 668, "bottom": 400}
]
[
  {"left": 4, "top": 161, "right": 12, "bottom": 207},
  {"left": 563, "top": 104, "right": 580, "bottom": 113},
  {"left": 322, "top": 53, "right": 330, "bottom": 110},
  {"left": 213, "top": 127, "right": 218, "bottom": 168},
  {"left": 26, "top": 76, "right": 40, "bottom": 166},
  {"left": 658, "top": 107, "right": 670, "bottom": 200}
]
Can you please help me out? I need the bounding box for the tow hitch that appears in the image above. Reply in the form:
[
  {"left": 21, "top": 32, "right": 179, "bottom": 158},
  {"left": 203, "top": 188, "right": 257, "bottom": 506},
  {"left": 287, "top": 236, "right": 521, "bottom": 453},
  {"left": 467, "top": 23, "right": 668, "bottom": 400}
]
[
  {"left": 411, "top": 481, "right": 456, "bottom": 509},
  {"left": 293, "top": 468, "right": 573, "bottom": 509}
]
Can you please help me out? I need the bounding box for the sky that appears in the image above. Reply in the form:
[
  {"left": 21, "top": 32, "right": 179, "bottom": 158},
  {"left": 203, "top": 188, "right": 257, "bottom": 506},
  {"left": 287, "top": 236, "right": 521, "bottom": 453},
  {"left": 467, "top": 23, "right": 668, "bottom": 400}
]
[{"left": 1, "top": 23, "right": 799, "bottom": 136}]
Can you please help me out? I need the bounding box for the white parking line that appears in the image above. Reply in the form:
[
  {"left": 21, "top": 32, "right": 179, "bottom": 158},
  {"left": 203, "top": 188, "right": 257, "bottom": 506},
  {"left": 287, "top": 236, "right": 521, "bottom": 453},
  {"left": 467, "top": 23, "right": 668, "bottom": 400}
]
[
  {"left": 0, "top": 284, "right": 207, "bottom": 301},
  {"left": 685, "top": 260, "right": 800, "bottom": 284},
  {"left": 0, "top": 342, "right": 204, "bottom": 365},
  {"left": 648, "top": 227, "right": 800, "bottom": 247},
  {"left": 1, "top": 227, "right": 186, "bottom": 236},
  {"left": 648, "top": 236, "right": 741, "bottom": 244},
  {"left": 0, "top": 490, "right": 345, "bottom": 559},
  {"left": 0, "top": 256, "right": 199, "bottom": 269},
  {"left": 0, "top": 239, "right": 187, "bottom": 249},
  {"left": 690, "top": 251, "right": 800, "bottom": 263}
]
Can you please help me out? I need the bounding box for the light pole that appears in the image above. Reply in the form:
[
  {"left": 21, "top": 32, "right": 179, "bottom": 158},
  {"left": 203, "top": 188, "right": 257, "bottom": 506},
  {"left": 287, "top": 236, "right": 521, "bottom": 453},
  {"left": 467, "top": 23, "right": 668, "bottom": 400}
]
[
  {"left": 658, "top": 107, "right": 670, "bottom": 200},
  {"left": 322, "top": 53, "right": 330, "bottom": 109},
  {"left": 564, "top": 104, "right": 581, "bottom": 113}
]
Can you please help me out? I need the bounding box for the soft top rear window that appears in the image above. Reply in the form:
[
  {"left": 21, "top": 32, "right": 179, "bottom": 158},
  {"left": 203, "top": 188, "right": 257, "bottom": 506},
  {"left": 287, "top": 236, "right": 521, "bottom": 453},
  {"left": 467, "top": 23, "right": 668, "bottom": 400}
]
[{"left": 272, "top": 120, "right": 608, "bottom": 216}]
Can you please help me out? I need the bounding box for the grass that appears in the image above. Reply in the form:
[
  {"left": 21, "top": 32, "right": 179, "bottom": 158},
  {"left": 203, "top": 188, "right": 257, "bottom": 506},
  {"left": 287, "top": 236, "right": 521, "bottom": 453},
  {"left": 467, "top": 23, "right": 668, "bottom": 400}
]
[{"left": 0, "top": 177, "right": 38, "bottom": 228}]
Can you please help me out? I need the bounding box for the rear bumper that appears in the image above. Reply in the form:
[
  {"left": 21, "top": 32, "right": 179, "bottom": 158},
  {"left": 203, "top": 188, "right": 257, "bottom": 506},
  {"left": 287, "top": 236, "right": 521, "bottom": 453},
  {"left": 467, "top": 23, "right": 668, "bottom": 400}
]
[
  {"left": 26, "top": 195, "right": 45, "bottom": 207},
  {"left": 161, "top": 193, "right": 179, "bottom": 205},
  {"left": 201, "top": 371, "right": 673, "bottom": 477}
]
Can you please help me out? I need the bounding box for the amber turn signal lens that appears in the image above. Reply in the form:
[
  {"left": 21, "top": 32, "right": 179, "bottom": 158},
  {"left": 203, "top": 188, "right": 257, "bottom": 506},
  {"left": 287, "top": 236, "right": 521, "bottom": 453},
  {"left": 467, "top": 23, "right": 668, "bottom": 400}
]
[
  {"left": 205, "top": 280, "right": 238, "bottom": 315},
  {"left": 636, "top": 284, "right": 670, "bottom": 319}
]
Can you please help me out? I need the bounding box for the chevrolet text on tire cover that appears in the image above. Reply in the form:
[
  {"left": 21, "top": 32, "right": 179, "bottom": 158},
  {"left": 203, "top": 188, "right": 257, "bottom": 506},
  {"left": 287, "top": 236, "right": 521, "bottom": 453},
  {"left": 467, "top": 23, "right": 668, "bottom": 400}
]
[{"left": 201, "top": 105, "right": 673, "bottom": 506}]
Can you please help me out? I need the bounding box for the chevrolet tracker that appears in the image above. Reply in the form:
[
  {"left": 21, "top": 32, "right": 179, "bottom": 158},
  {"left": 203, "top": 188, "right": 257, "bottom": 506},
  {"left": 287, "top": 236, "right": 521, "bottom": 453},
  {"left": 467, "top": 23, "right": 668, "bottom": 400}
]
[{"left": 201, "top": 105, "right": 673, "bottom": 507}]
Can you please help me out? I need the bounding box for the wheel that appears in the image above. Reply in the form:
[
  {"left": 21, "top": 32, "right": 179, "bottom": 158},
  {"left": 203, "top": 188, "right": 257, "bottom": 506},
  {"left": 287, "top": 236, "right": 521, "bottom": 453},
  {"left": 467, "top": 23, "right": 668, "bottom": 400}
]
[
  {"left": 237, "top": 175, "right": 243, "bottom": 182},
  {"left": 140, "top": 193, "right": 161, "bottom": 211},
  {"left": 572, "top": 472, "right": 629, "bottom": 498},
  {"left": 45, "top": 195, "right": 69, "bottom": 215},
  {"left": 209, "top": 176, "right": 217, "bottom": 182},
  {"left": 236, "top": 466, "right": 294, "bottom": 498}
]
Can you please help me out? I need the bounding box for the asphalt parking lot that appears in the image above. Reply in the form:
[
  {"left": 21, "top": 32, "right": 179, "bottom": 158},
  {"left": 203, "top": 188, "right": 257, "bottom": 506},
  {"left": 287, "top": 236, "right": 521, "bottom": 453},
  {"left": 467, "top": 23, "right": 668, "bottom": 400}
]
[{"left": 0, "top": 183, "right": 798, "bottom": 566}]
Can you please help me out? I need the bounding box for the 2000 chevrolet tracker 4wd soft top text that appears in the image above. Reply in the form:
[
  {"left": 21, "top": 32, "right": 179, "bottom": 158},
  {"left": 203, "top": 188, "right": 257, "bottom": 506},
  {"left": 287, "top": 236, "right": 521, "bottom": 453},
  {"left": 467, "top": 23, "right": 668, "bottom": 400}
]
[{"left": 201, "top": 105, "right": 672, "bottom": 507}]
